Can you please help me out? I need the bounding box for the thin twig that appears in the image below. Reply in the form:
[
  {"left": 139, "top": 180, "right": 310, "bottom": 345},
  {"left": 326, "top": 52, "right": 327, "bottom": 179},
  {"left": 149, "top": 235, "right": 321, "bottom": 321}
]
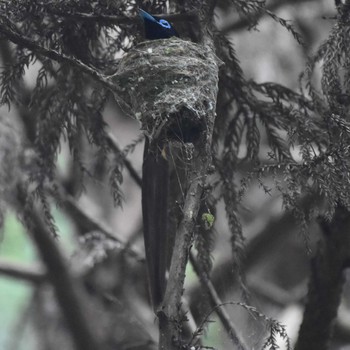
[
  {"left": 55, "top": 188, "right": 145, "bottom": 262},
  {"left": 189, "top": 252, "right": 248, "bottom": 350},
  {"left": 0, "top": 259, "right": 45, "bottom": 283}
]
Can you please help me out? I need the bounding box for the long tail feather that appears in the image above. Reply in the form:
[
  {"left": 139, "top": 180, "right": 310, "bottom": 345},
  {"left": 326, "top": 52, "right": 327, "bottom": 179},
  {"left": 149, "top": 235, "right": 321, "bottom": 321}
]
[{"left": 142, "top": 137, "right": 169, "bottom": 309}]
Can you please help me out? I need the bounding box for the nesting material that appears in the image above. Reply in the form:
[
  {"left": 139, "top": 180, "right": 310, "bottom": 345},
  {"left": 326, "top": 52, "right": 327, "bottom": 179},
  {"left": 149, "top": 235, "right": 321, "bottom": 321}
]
[{"left": 113, "top": 37, "right": 221, "bottom": 141}]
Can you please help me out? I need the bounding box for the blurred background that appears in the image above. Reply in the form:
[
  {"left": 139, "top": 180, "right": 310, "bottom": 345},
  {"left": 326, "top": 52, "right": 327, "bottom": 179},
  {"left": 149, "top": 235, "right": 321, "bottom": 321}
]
[{"left": 1, "top": 1, "right": 349, "bottom": 349}]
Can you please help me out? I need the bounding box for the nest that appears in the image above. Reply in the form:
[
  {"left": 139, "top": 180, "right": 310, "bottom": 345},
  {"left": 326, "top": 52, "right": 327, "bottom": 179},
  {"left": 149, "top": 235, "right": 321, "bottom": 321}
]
[{"left": 113, "top": 37, "right": 221, "bottom": 142}]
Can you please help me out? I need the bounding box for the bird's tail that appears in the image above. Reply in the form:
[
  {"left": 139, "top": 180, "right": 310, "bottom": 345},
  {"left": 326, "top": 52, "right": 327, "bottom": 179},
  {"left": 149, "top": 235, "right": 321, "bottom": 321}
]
[{"left": 142, "top": 137, "right": 169, "bottom": 310}]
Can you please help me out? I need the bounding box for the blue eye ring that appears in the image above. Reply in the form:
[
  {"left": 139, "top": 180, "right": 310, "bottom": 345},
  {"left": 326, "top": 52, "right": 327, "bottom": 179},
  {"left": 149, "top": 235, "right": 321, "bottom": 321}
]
[{"left": 159, "top": 19, "right": 171, "bottom": 28}]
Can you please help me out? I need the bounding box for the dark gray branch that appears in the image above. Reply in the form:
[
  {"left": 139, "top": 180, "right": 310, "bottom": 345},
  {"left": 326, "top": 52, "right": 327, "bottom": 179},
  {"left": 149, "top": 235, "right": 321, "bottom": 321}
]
[
  {"left": 295, "top": 206, "right": 350, "bottom": 350},
  {"left": 158, "top": 132, "right": 215, "bottom": 349},
  {"left": 189, "top": 252, "right": 248, "bottom": 350},
  {"left": 20, "top": 199, "right": 101, "bottom": 350},
  {"left": 54, "top": 187, "right": 145, "bottom": 262},
  {"left": 0, "top": 259, "right": 45, "bottom": 283}
]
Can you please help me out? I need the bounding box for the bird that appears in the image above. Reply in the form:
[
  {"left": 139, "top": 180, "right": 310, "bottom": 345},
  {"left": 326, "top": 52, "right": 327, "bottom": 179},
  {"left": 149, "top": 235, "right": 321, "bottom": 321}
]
[
  {"left": 139, "top": 9, "right": 178, "bottom": 310},
  {"left": 139, "top": 9, "right": 178, "bottom": 40}
]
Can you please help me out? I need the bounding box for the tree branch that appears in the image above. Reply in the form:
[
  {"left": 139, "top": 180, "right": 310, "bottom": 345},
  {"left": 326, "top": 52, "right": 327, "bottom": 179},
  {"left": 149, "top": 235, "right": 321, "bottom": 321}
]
[
  {"left": 295, "top": 206, "right": 350, "bottom": 350},
  {"left": 0, "top": 16, "right": 132, "bottom": 114},
  {"left": 54, "top": 187, "right": 145, "bottom": 262},
  {"left": 189, "top": 252, "right": 248, "bottom": 350},
  {"left": 0, "top": 1, "right": 196, "bottom": 25},
  {"left": 189, "top": 195, "right": 317, "bottom": 309},
  {"left": 108, "top": 120, "right": 246, "bottom": 349},
  {"left": 19, "top": 195, "right": 101, "bottom": 350},
  {"left": 39, "top": 8, "right": 196, "bottom": 25},
  {"left": 107, "top": 132, "right": 142, "bottom": 187},
  {"left": 158, "top": 140, "right": 213, "bottom": 350},
  {"left": 0, "top": 259, "right": 45, "bottom": 283}
]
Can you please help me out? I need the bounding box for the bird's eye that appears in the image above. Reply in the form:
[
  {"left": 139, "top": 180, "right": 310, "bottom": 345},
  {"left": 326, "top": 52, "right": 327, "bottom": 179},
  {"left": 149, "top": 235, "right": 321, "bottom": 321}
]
[{"left": 159, "top": 19, "right": 171, "bottom": 29}]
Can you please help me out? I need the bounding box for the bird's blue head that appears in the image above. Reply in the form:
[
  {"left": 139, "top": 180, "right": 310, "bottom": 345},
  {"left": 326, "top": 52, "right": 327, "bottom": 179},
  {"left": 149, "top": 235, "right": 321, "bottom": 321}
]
[{"left": 139, "top": 9, "right": 178, "bottom": 40}]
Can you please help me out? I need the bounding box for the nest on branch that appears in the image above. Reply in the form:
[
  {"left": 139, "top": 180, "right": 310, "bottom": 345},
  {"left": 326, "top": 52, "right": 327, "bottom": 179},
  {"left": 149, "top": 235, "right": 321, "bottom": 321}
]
[{"left": 113, "top": 37, "right": 221, "bottom": 143}]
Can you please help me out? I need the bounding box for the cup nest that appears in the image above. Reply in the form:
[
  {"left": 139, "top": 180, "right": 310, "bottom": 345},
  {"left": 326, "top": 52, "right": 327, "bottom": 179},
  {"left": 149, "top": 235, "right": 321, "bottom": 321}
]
[{"left": 113, "top": 37, "right": 221, "bottom": 142}]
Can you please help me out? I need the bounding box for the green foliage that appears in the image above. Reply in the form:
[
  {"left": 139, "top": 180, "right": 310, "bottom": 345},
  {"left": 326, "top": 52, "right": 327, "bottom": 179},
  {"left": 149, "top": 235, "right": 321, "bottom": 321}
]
[
  {"left": 201, "top": 212, "right": 215, "bottom": 230},
  {"left": 195, "top": 195, "right": 216, "bottom": 277}
]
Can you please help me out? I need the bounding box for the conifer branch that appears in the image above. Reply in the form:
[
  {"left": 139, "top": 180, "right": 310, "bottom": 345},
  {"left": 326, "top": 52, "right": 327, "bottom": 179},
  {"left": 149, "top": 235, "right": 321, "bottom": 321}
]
[
  {"left": 0, "top": 16, "right": 131, "bottom": 114},
  {"left": 221, "top": 0, "right": 313, "bottom": 34},
  {"left": 38, "top": 8, "right": 195, "bottom": 25},
  {"left": 107, "top": 132, "right": 142, "bottom": 187},
  {"left": 37, "top": 9, "right": 134, "bottom": 25},
  {"left": 0, "top": 1, "right": 196, "bottom": 25}
]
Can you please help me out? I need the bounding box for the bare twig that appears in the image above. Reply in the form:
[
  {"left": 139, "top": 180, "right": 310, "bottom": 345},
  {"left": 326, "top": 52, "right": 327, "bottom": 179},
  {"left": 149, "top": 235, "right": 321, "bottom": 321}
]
[
  {"left": 189, "top": 252, "right": 248, "bottom": 350},
  {"left": 55, "top": 188, "right": 145, "bottom": 262},
  {"left": 0, "top": 259, "right": 45, "bottom": 283}
]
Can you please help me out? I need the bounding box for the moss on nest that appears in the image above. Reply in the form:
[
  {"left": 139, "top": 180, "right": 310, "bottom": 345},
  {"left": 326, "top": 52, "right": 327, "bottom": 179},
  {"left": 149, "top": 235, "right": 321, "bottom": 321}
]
[{"left": 112, "top": 37, "right": 221, "bottom": 141}]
